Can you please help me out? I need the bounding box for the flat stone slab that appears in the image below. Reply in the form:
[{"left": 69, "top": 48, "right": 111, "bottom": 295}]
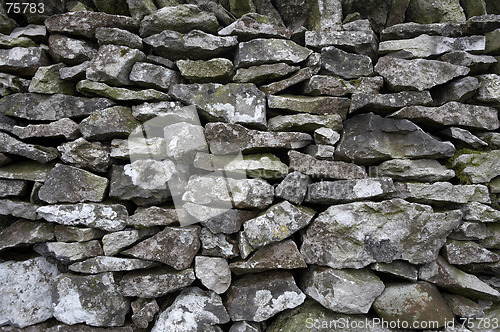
[{"left": 289, "top": 150, "right": 367, "bottom": 179}]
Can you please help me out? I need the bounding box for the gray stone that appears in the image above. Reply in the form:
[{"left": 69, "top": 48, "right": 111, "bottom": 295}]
[
  {"left": 239, "top": 201, "right": 315, "bottom": 255},
  {"left": 151, "top": 287, "right": 229, "bottom": 332},
  {"left": 37, "top": 203, "right": 127, "bottom": 232},
  {"left": 0, "top": 93, "right": 114, "bottom": 121},
  {"left": 229, "top": 0, "right": 255, "bottom": 17},
  {"left": 205, "top": 122, "right": 313, "bottom": 154},
  {"left": 259, "top": 67, "right": 312, "bottom": 95},
  {"left": 0, "top": 35, "right": 37, "bottom": 48},
  {"left": 131, "top": 298, "right": 159, "bottom": 329},
  {"left": 305, "top": 178, "right": 395, "bottom": 204},
  {"left": 419, "top": 256, "right": 500, "bottom": 300},
  {"left": 131, "top": 100, "right": 186, "bottom": 121},
  {"left": 268, "top": 113, "right": 342, "bottom": 132},
  {"left": 305, "top": 30, "right": 378, "bottom": 59},
  {"left": 0, "top": 199, "right": 39, "bottom": 220},
  {"left": 480, "top": 223, "right": 500, "bottom": 248},
  {"left": 235, "top": 38, "right": 312, "bottom": 67},
  {"left": 0, "top": 257, "right": 59, "bottom": 328},
  {"left": 473, "top": 132, "right": 500, "bottom": 148},
  {"left": 127, "top": 206, "right": 179, "bottom": 228},
  {"left": 304, "top": 144, "right": 337, "bottom": 160},
  {"left": 450, "top": 150, "right": 500, "bottom": 183},
  {"left": 129, "top": 62, "right": 180, "bottom": 90},
  {"left": 48, "top": 34, "right": 97, "bottom": 65},
  {"left": 219, "top": 15, "right": 292, "bottom": 40},
  {"left": 96, "top": 27, "right": 143, "bottom": 50},
  {"left": 144, "top": 29, "right": 238, "bottom": 61},
  {"left": 0, "top": 179, "right": 28, "bottom": 197},
  {"left": 102, "top": 228, "right": 158, "bottom": 256},
  {"left": 321, "top": 46, "right": 373, "bottom": 79},
  {"left": 289, "top": 150, "right": 366, "bottom": 179},
  {"left": 476, "top": 74, "right": 500, "bottom": 103},
  {"left": 233, "top": 63, "right": 299, "bottom": 85},
  {"left": 371, "top": 261, "right": 418, "bottom": 281},
  {"left": 79, "top": 106, "right": 140, "bottom": 140},
  {"left": 304, "top": 75, "right": 383, "bottom": 97},
  {"left": 45, "top": 11, "right": 138, "bottom": 38},
  {"left": 375, "top": 56, "right": 469, "bottom": 91},
  {"left": 69, "top": 256, "right": 158, "bottom": 274},
  {"left": 229, "top": 321, "right": 261, "bottom": 332},
  {"left": 274, "top": 0, "right": 307, "bottom": 29},
  {"left": 200, "top": 227, "right": 239, "bottom": 258},
  {"left": 397, "top": 182, "right": 490, "bottom": 205},
  {"left": 441, "top": 127, "right": 488, "bottom": 149},
  {"left": 373, "top": 282, "right": 455, "bottom": 328},
  {"left": 176, "top": 58, "right": 233, "bottom": 84},
  {"left": 126, "top": 0, "right": 157, "bottom": 21},
  {"left": 77, "top": 79, "right": 170, "bottom": 101},
  {"left": 301, "top": 266, "right": 384, "bottom": 314},
  {"left": 120, "top": 267, "right": 195, "bottom": 298},
  {"left": 372, "top": 159, "right": 455, "bottom": 182},
  {"left": 163, "top": 122, "right": 208, "bottom": 162},
  {"left": 438, "top": 51, "right": 497, "bottom": 74},
  {"left": 29, "top": 63, "right": 76, "bottom": 95},
  {"left": 390, "top": 102, "right": 499, "bottom": 130},
  {"left": 443, "top": 240, "right": 499, "bottom": 265},
  {"left": 0, "top": 47, "right": 49, "bottom": 76},
  {"left": 195, "top": 256, "right": 231, "bottom": 294},
  {"left": 58, "top": 138, "right": 111, "bottom": 173},
  {"left": 450, "top": 222, "right": 491, "bottom": 241},
  {"left": 12, "top": 118, "right": 79, "bottom": 141},
  {"left": 433, "top": 76, "right": 479, "bottom": 105},
  {"left": 58, "top": 61, "right": 89, "bottom": 81},
  {"left": 301, "top": 198, "right": 462, "bottom": 268},
  {"left": 140, "top": 4, "right": 219, "bottom": 37},
  {"left": 314, "top": 127, "right": 341, "bottom": 145},
  {"left": 442, "top": 293, "right": 485, "bottom": 319},
  {"left": 55, "top": 225, "right": 105, "bottom": 243},
  {"left": 169, "top": 83, "right": 266, "bottom": 128},
  {"left": 275, "top": 171, "right": 311, "bottom": 205},
  {"left": 0, "top": 73, "right": 29, "bottom": 97},
  {"left": 0, "top": 132, "right": 58, "bottom": 164},
  {"left": 34, "top": 240, "right": 103, "bottom": 264},
  {"left": 225, "top": 271, "right": 305, "bottom": 322},
  {"left": 268, "top": 94, "right": 350, "bottom": 118},
  {"left": 0, "top": 220, "right": 54, "bottom": 252},
  {"left": 350, "top": 91, "right": 432, "bottom": 114},
  {"left": 486, "top": 28, "right": 500, "bottom": 54},
  {"left": 336, "top": 113, "right": 456, "bottom": 165},
  {"left": 253, "top": 0, "right": 284, "bottom": 26},
  {"left": 465, "top": 14, "right": 500, "bottom": 35},
  {"left": 308, "top": 0, "right": 342, "bottom": 31},
  {"left": 122, "top": 226, "right": 200, "bottom": 270},
  {"left": 184, "top": 203, "right": 256, "bottom": 234},
  {"left": 53, "top": 272, "right": 129, "bottom": 326},
  {"left": 381, "top": 22, "right": 463, "bottom": 41},
  {"left": 406, "top": 0, "right": 466, "bottom": 24},
  {"left": 462, "top": 202, "right": 500, "bottom": 223}
]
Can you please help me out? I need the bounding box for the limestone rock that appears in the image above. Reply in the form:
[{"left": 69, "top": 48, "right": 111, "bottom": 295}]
[
  {"left": 321, "top": 46, "right": 373, "bottom": 79},
  {"left": 301, "top": 198, "right": 462, "bottom": 268},
  {"left": 381, "top": 22, "right": 462, "bottom": 40},
  {"left": 68, "top": 256, "right": 158, "bottom": 273},
  {"left": 450, "top": 150, "right": 500, "bottom": 183},
  {"left": 0, "top": 72, "right": 29, "bottom": 97},
  {"left": 0, "top": 47, "right": 49, "bottom": 76},
  {"left": 465, "top": 14, "right": 500, "bottom": 35},
  {"left": 0, "top": 199, "right": 40, "bottom": 220},
  {"left": 289, "top": 150, "right": 366, "bottom": 179},
  {"left": 129, "top": 62, "right": 181, "bottom": 90},
  {"left": 200, "top": 227, "right": 239, "bottom": 259},
  {"left": 131, "top": 100, "right": 186, "bottom": 121},
  {"left": 301, "top": 266, "right": 384, "bottom": 314},
  {"left": 462, "top": 202, "right": 500, "bottom": 223},
  {"left": 184, "top": 203, "right": 257, "bottom": 234},
  {"left": 305, "top": 30, "right": 378, "bottom": 59},
  {"left": 374, "top": 56, "right": 469, "bottom": 91},
  {"left": 450, "top": 222, "right": 491, "bottom": 241},
  {"left": 126, "top": 0, "right": 157, "bottom": 21},
  {"left": 433, "top": 76, "right": 479, "bottom": 105},
  {"left": 476, "top": 74, "right": 500, "bottom": 103},
  {"left": 195, "top": 256, "right": 231, "bottom": 294},
  {"left": 233, "top": 63, "right": 299, "bottom": 85},
  {"left": 274, "top": 0, "right": 308, "bottom": 30},
  {"left": 229, "top": 321, "right": 261, "bottom": 332},
  {"left": 443, "top": 240, "right": 499, "bottom": 265},
  {"left": 397, "top": 182, "right": 490, "bottom": 205},
  {"left": 53, "top": 272, "right": 129, "bottom": 326},
  {"left": 0, "top": 220, "right": 54, "bottom": 252},
  {"left": 102, "top": 228, "right": 158, "bottom": 256},
  {"left": 372, "top": 159, "right": 455, "bottom": 182},
  {"left": 442, "top": 293, "right": 484, "bottom": 319},
  {"left": 486, "top": 28, "right": 500, "bottom": 54},
  {"left": 336, "top": 113, "right": 456, "bottom": 165},
  {"left": 77, "top": 80, "right": 170, "bottom": 101},
  {"left": 235, "top": 38, "right": 312, "bottom": 67},
  {"left": 406, "top": 0, "right": 466, "bottom": 24},
  {"left": 95, "top": 27, "right": 143, "bottom": 50},
  {"left": 371, "top": 261, "right": 418, "bottom": 281},
  {"left": 229, "top": 0, "right": 255, "bottom": 17},
  {"left": 29, "top": 63, "right": 75, "bottom": 95},
  {"left": 34, "top": 240, "right": 103, "bottom": 264},
  {"left": 120, "top": 267, "right": 195, "bottom": 298},
  {"left": 126, "top": 206, "right": 179, "bottom": 228},
  {"left": 267, "top": 94, "right": 350, "bottom": 117},
  {"left": 79, "top": 106, "right": 139, "bottom": 140},
  {"left": 441, "top": 127, "right": 488, "bottom": 149},
  {"left": 0, "top": 132, "right": 58, "bottom": 164},
  {"left": 131, "top": 298, "right": 159, "bottom": 329},
  {"left": 58, "top": 138, "right": 111, "bottom": 173},
  {"left": 308, "top": 0, "right": 342, "bottom": 32},
  {"left": 12, "top": 118, "right": 80, "bottom": 140},
  {"left": 0, "top": 178, "right": 28, "bottom": 198},
  {"left": 225, "top": 271, "right": 305, "bottom": 322},
  {"left": 350, "top": 91, "right": 433, "bottom": 114},
  {"left": 176, "top": 58, "right": 233, "bottom": 83},
  {"left": 438, "top": 51, "right": 497, "bottom": 74},
  {"left": 303, "top": 75, "right": 383, "bottom": 96},
  {"left": 48, "top": 35, "right": 97, "bottom": 65},
  {"left": 268, "top": 113, "right": 342, "bottom": 132},
  {"left": 259, "top": 68, "right": 313, "bottom": 95},
  {"left": 219, "top": 15, "right": 292, "bottom": 40},
  {"left": 55, "top": 225, "right": 105, "bottom": 243},
  {"left": 275, "top": 171, "right": 311, "bottom": 205}
]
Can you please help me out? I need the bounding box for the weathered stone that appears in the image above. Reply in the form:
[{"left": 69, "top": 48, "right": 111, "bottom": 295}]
[
  {"left": 306, "top": 178, "right": 395, "bottom": 204},
  {"left": 225, "top": 271, "right": 305, "bottom": 322},
  {"left": 235, "top": 38, "right": 312, "bottom": 67},
  {"left": 205, "top": 122, "right": 313, "bottom": 154},
  {"left": 163, "top": 123, "right": 208, "bottom": 162},
  {"left": 443, "top": 240, "right": 499, "bottom": 265},
  {"left": 259, "top": 68, "right": 313, "bottom": 95},
  {"left": 176, "top": 58, "right": 233, "bottom": 84},
  {"left": 0, "top": 154, "right": 11, "bottom": 167},
  {"left": 229, "top": 321, "right": 261, "bottom": 332},
  {"left": 131, "top": 100, "right": 185, "bottom": 121},
  {"left": 90, "top": 0, "right": 129, "bottom": 16},
  {"left": 195, "top": 256, "right": 231, "bottom": 294},
  {"left": 131, "top": 298, "right": 159, "bottom": 329},
  {"left": 184, "top": 203, "right": 257, "bottom": 234},
  {"left": 372, "top": 159, "right": 455, "bottom": 182},
  {"left": 230, "top": 239, "right": 306, "bottom": 275},
  {"left": 48, "top": 34, "right": 97, "bottom": 65},
  {"left": 289, "top": 150, "right": 366, "bottom": 179},
  {"left": 451, "top": 150, "right": 500, "bottom": 183},
  {"left": 304, "top": 144, "right": 338, "bottom": 160},
  {"left": 371, "top": 261, "right": 418, "bottom": 281},
  {"left": 12, "top": 119, "right": 79, "bottom": 142},
  {"left": 480, "top": 223, "right": 500, "bottom": 248},
  {"left": 58, "top": 138, "right": 110, "bottom": 173},
  {"left": 0, "top": 73, "right": 29, "bottom": 97},
  {"left": 69, "top": 256, "right": 157, "bottom": 274},
  {"left": 183, "top": 175, "right": 274, "bottom": 210},
  {"left": 45, "top": 11, "right": 138, "bottom": 38},
  {"left": 351, "top": 91, "right": 432, "bottom": 114},
  {"left": 442, "top": 293, "right": 484, "bottom": 319},
  {"left": 38, "top": 164, "right": 108, "bottom": 204},
  {"left": 219, "top": 15, "right": 292, "bottom": 40},
  {"left": 449, "top": 222, "right": 490, "bottom": 241},
  {"left": 34, "top": 240, "right": 103, "bottom": 264},
  {"left": 406, "top": 0, "right": 466, "bottom": 24},
  {"left": 336, "top": 113, "right": 456, "bottom": 165},
  {"left": 29, "top": 63, "right": 75, "bottom": 95},
  {"left": 465, "top": 14, "right": 500, "bottom": 35},
  {"left": 0, "top": 257, "right": 59, "bottom": 328},
  {"left": 200, "top": 227, "right": 239, "bottom": 259},
  {"left": 129, "top": 61, "right": 180, "bottom": 90},
  {"left": 0, "top": 199, "right": 39, "bottom": 220},
  {"left": 0, "top": 132, "right": 58, "bottom": 164},
  {"left": 144, "top": 30, "right": 238, "bottom": 61},
  {"left": 123, "top": 226, "right": 200, "bottom": 270},
  {"left": 373, "top": 282, "right": 455, "bottom": 328},
  {"left": 486, "top": 28, "right": 500, "bottom": 54},
  {"left": 58, "top": 61, "right": 89, "bottom": 81},
  {"left": 433, "top": 76, "right": 479, "bottom": 105},
  {"left": 125, "top": 0, "right": 157, "bottom": 21},
  {"left": 0, "top": 47, "right": 49, "bottom": 76},
  {"left": 462, "top": 202, "right": 500, "bottom": 223},
  {"left": 307, "top": 0, "right": 342, "bottom": 32},
  {"left": 140, "top": 5, "right": 219, "bottom": 37},
  {"left": 0, "top": 6, "right": 17, "bottom": 35},
  {"left": 79, "top": 106, "right": 140, "bottom": 140},
  {"left": 301, "top": 199, "right": 462, "bottom": 268},
  {"left": 0, "top": 179, "right": 28, "bottom": 198},
  {"left": 305, "top": 30, "right": 378, "bottom": 59},
  {"left": 304, "top": 75, "right": 384, "bottom": 96},
  {"left": 239, "top": 201, "right": 315, "bottom": 255},
  {"left": 441, "top": 127, "right": 488, "bottom": 149},
  {"left": 0, "top": 93, "right": 114, "bottom": 121},
  {"left": 397, "top": 182, "right": 490, "bottom": 205},
  {"left": 152, "top": 287, "right": 229, "bottom": 332},
  {"left": 314, "top": 127, "right": 340, "bottom": 145},
  {"left": 53, "top": 272, "right": 128, "bottom": 326},
  {"left": 102, "top": 228, "right": 157, "bottom": 256},
  {"left": 253, "top": 0, "right": 284, "bottom": 26},
  {"left": 321, "top": 46, "right": 373, "bottom": 79},
  {"left": 55, "top": 225, "right": 105, "bottom": 243},
  {"left": 301, "top": 266, "right": 384, "bottom": 314},
  {"left": 268, "top": 113, "right": 342, "bottom": 132},
  {"left": 381, "top": 22, "right": 463, "bottom": 41},
  {"left": 275, "top": 171, "right": 311, "bottom": 205},
  {"left": 169, "top": 83, "right": 266, "bottom": 128},
  {"left": 233, "top": 63, "right": 299, "bottom": 84},
  {"left": 127, "top": 206, "right": 178, "bottom": 228},
  {"left": 419, "top": 256, "right": 500, "bottom": 300},
  {"left": 476, "top": 74, "right": 500, "bottom": 103},
  {"left": 37, "top": 203, "right": 127, "bottom": 232},
  {"left": 439, "top": 51, "right": 497, "bottom": 75},
  {"left": 95, "top": 27, "right": 143, "bottom": 50},
  {"left": 0, "top": 161, "right": 53, "bottom": 182},
  {"left": 267, "top": 93, "right": 351, "bottom": 118},
  {"left": 0, "top": 220, "right": 54, "bottom": 252},
  {"left": 375, "top": 56, "right": 469, "bottom": 91},
  {"left": 77, "top": 79, "right": 170, "bottom": 101},
  {"left": 229, "top": 0, "right": 255, "bottom": 17}
]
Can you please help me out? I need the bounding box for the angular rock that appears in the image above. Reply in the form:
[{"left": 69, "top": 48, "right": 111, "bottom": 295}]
[
  {"left": 301, "top": 266, "right": 384, "bottom": 314},
  {"left": 267, "top": 94, "right": 350, "bottom": 117},
  {"left": 152, "top": 287, "right": 229, "bottom": 331},
  {"left": 397, "top": 182, "right": 490, "bottom": 205},
  {"left": 372, "top": 159, "right": 455, "bottom": 182},
  {"left": 462, "top": 202, "right": 500, "bottom": 223},
  {"left": 433, "top": 76, "right": 479, "bottom": 105},
  {"left": 205, "top": 122, "right": 313, "bottom": 154},
  {"left": 305, "top": 144, "right": 335, "bottom": 161},
  {"left": 307, "top": 0, "right": 342, "bottom": 31},
  {"left": 301, "top": 198, "right": 462, "bottom": 268},
  {"left": 59, "top": 61, "right": 90, "bottom": 81},
  {"left": 102, "top": 228, "right": 157, "bottom": 256},
  {"left": 122, "top": 226, "right": 200, "bottom": 270},
  {"left": 0, "top": 257, "right": 59, "bottom": 328},
  {"left": 131, "top": 298, "right": 159, "bottom": 329},
  {"left": 336, "top": 113, "right": 456, "bottom": 165},
  {"left": 126, "top": 0, "right": 157, "bottom": 21},
  {"left": 140, "top": 4, "right": 219, "bottom": 37},
  {"left": 184, "top": 203, "right": 257, "bottom": 234},
  {"left": 219, "top": 15, "right": 292, "bottom": 40},
  {"left": 95, "top": 27, "right": 143, "bottom": 50},
  {"left": 131, "top": 100, "right": 185, "bottom": 121},
  {"left": 268, "top": 113, "right": 342, "bottom": 132},
  {"left": 229, "top": 0, "right": 255, "bottom": 17},
  {"left": 12, "top": 118, "right": 79, "bottom": 141},
  {"left": 303, "top": 75, "right": 384, "bottom": 96},
  {"left": 235, "top": 38, "right": 312, "bottom": 67},
  {"left": 0, "top": 132, "right": 58, "bottom": 164},
  {"left": 129, "top": 61, "right": 180, "bottom": 90},
  {"left": 441, "top": 127, "right": 488, "bottom": 149},
  {"left": 48, "top": 34, "right": 97, "bottom": 65},
  {"left": 486, "top": 28, "right": 500, "bottom": 54},
  {"left": 176, "top": 58, "right": 233, "bottom": 83},
  {"left": 442, "top": 293, "right": 485, "bottom": 319},
  {"left": 34, "top": 240, "right": 103, "bottom": 264},
  {"left": 53, "top": 272, "right": 128, "bottom": 326},
  {"left": 275, "top": 171, "right": 311, "bottom": 205},
  {"left": 169, "top": 83, "right": 266, "bottom": 128},
  {"left": 69, "top": 256, "right": 157, "bottom": 274},
  {"left": 0, "top": 199, "right": 39, "bottom": 220},
  {"left": 406, "top": 0, "right": 466, "bottom": 24},
  {"left": 79, "top": 106, "right": 139, "bottom": 140},
  {"left": 305, "top": 177, "right": 395, "bottom": 204},
  {"left": 0, "top": 72, "right": 29, "bottom": 97},
  {"left": 163, "top": 121, "right": 207, "bottom": 161},
  {"left": 233, "top": 63, "right": 299, "bottom": 85},
  {"left": 200, "top": 227, "right": 239, "bottom": 259},
  {"left": 289, "top": 150, "right": 366, "bottom": 179},
  {"left": 0, "top": 93, "right": 114, "bottom": 121},
  {"left": 371, "top": 261, "right": 418, "bottom": 281},
  {"left": 373, "top": 282, "right": 455, "bottom": 328},
  {"left": 55, "top": 225, "right": 105, "bottom": 243},
  {"left": 0, "top": 179, "right": 28, "bottom": 197},
  {"left": 450, "top": 222, "right": 491, "bottom": 241},
  {"left": 259, "top": 67, "right": 312, "bottom": 95},
  {"left": 144, "top": 29, "right": 238, "bottom": 61},
  {"left": 305, "top": 30, "right": 378, "bottom": 59},
  {"left": 0, "top": 47, "right": 49, "bottom": 76},
  {"left": 230, "top": 239, "right": 307, "bottom": 275},
  {"left": 476, "top": 74, "right": 500, "bottom": 103},
  {"left": 195, "top": 256, "right": 231, "bottom": 294},
  {"left": 58, "top": 138, "right": 111, "bottom": 173},
  {"left": 127, "top": 206, "right": 178, "bottom": 228},
  {"left": 443, "top": 240, "right": 499, "bottom": 265},
  {"left": 229, "top": 321, "right": 261, "bottom": 332},
  {"left": 419, "top": 256, "right": 500, "bottom": 300},
  {"left": 0, "top": 220, "right": 54, "bottom": 252},
  {"left": 390, "top": 102, "right": 499, "bottom": 130},
  {"left": 465, "top": 14, "right": 500, "bottom": 35},
  {"left": 375, "top": 56, "right": 469, "bottom": 91},
  {"left": 225, "top": 271, "right": 305, "bottom": 322},
  {"left": 29, "top": 63, "right": 75, "bottom": 95},
  {"left": 350, "top": 91, "right": 433, "bottom": 114},
  {"left": 451, "top": 150, "right": 500, "bottom": 184},
  {"left": 77, "top": 79, "right": 170, "bottom": 101},
  {"left": 438, "top": 51, "right": 497, "bottom": 74},
  {"left": 45, "top": 11, "right": 138, "bottom": 38},
  {"left": 321, "top": 46, "right": 373, "bottom": 79}
]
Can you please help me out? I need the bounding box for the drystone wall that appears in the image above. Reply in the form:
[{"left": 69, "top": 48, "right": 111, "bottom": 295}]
[{"left": 0, "top": 0, "right": 500, "bottom": 331}]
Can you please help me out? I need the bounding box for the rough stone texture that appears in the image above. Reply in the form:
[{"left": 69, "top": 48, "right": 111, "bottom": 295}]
[
  {"left": 55, "top": 225, "right": 105, "bottom": 243},
  {"left": 305, "top": 30, "right": 378, "bottom": 59},
  {"left": 259, "top": 68, "right": 312, "bottom": 95},
  {"left": 95, "top": 27, "right": 143, "bottom": 50},
  {"left": 0, "top": 47, "right": 49, "bottom": 76},
  {"left": 235, "top": 38, "right": 312, "bottom": 67},
  {"left": 275, "top": 171, "right": 311, "bottom": 204},
  {"left": 268, "top": 113, "right": 342, "bottom": 132},
  {"left": 200, "top": 227, "right": 239, "bottom": 259},
  {"left": 129, "top": 62, "right": 181, "bottom": 90},
  {"left": 0, "top": 199, "right": 40, "bottom": 220},
  {"left": 0, "top": 132, "right": 58, "bottom": 164},
  {"left": 79, "top": 106, "right": 140, "bottom": 140},
  {"left": 381, "top": 22, "right": 463, "bottom": 41},
  {"left": 195, "top": 256, "right": 231, "bottom": 294},
  {"left": 184, "top": 204, "right": 257, "bottom": 234},
  {"left": 438, "top": 51, "right": 497, "bottom": 74},
  {"left": 441, "top": 127, "right": 488, "bottom": 149},
  {"left": 267, "top": 94, "right": 350, "bottom": 117},
  {"left": 12, "top": 118, "right": 80, "bottom": 140},
  {"left": 68, "top": 256, "right": 157, "bottom": 273},
  {"left": 476, "top": 74, "right": 500, "bottom": 103},
  {"left": 58, "top": 138, "right": 111, "bottom": 173},
  {"left": 451, "top": 150, "right": 500, "bottom": 184},
  {"left": 0, "top": 220, "right": 54, "bottom": 251},
  {"left": 350, "top": 91, "right": 433, "bottom": 114},
  {"left": 29, "top": 63, "right": 76, "bottom": 95},
  {"left": 433, "top": 76, "right": 479, "bottom": 105},
  {"left": 34, "top": 240, "right": 104, "bottom": 264},
  {"left": 233, "top": 63, "right": 299, "bottom": 85},
  {"left": 396, "top": 182, "right": 491, "bottom": 205},
  {"left": 372, "top": 159, "right": 455, "bottom": 182},
  {"left": 321, "top": 46, "right": 373, "bottom": 79},
  {"left": 462, "top": 202, "right": 500, "bottom": 223},
  {"left": 176, "top": 58, "right": 233, "bottom": 84},
  {"left": 102, "top": 228, "right": 157, "bottom": 256},
  {"left": 289, "top": 150, "right": 366, "bottom": 179},
  {"left": 301, "top": 198, "right": 462, "bottom": 268},
  {"left": 443, "top": 240, "right": 499, "bottom": 265},
  {"left": 303, "top": 75, "right": 384, "bottom": 96},
  {"left": 127, "top": 206, "right": 178, "bottom": 228},
  {"left": 406, "top": 0, "right": 466, "bottom": 24},
  {"left": 219, "top": 15, "right": 292, "bottom": 40},
  {"left": 48, "top": 35, "right": 97, "bottom": 65},
  {"left": 371, "top": 261, "right": 418, "bottom": 281},
  {"left": 131, "top": 298, "right": 159, "bottom": 329}
]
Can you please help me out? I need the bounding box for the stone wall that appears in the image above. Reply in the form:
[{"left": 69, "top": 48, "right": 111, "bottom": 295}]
[{"left": 0, "top": 0, "right": 500, "bottom": 331}]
